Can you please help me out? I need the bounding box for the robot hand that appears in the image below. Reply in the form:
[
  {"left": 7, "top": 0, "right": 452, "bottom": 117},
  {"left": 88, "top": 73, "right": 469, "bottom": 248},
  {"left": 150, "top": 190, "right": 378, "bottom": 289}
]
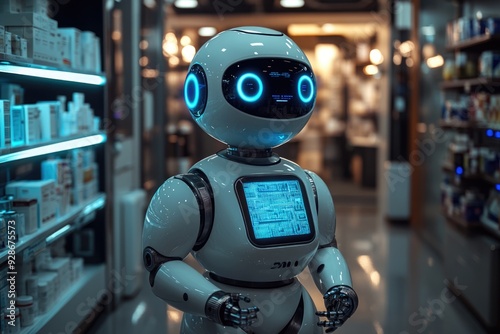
[
  {"left": 205, "top": 291, "right": 259, "bottom": 330},
  {"left": 316, "top": 285, "right": 358, "bottom": 332}
]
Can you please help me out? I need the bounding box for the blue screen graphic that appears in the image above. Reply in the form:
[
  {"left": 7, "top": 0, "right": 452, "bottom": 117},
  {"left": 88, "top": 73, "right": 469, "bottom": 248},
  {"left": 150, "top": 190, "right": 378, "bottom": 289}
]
[{"left": 242, "top": 180, "right": 311, "bottom": 239}]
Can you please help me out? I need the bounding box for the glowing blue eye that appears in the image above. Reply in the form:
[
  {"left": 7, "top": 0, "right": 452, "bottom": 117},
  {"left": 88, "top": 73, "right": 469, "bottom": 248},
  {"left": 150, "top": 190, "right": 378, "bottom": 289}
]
[
  {"left": 496, "top": 184, "right": 500, "bottom": 192},
  {"left": 486, "top": 129, "right": 494, "bottom": 137},
  {"left": 185, "top": 73, "right": 200, "bottom": 109},
  {"left": 455, "top": 166, "right": 463, "bottom": 175},
  {"left": 237, "top": 73, "right": 263, "bottom": 103},
  {"left": 496, "top": 131, "right": 500, "bottom": 138},
  {"left": 298, "top": 75, "right": 314, "bottom": 103}
]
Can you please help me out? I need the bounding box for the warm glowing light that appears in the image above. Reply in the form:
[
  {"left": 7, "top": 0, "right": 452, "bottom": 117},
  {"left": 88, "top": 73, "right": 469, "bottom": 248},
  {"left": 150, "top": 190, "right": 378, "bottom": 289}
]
[
  {"left": 163, "top": 39, "right": 179, "bottom": 56},
  {"left": 369, "top": 49, "right": 384, "bottom": 65},
  {"left": 393, "top": 53, "right": 402, "bottom": 65},
  {"left": 169, "top": 56, "right": 180, "bottom": 67},
  {"left": 174, "top": 0, "right": 197, "bottom": 8},
  {"left": 422, "top": 43, "right": 435, "bottom": 59},
  {"left": 363, "top": 64, "right": 379, "bottom": 76},
  {"left": 399, "top": 40, "right": 414, "bottom": 55},
  {"left": 280, "top": 0, "right": 304, "bottom": 8},
  {"left": 112, "top": 31, "right": 121, "bottom": 41},
  {"left": 180, "top": 35, "right": 192, "bottom": 46},
  {"left": 139, "top": 56, "right": 149, "bottom": 66},
  {"left": 406, "top": 57, "right": 414, "bottom": 67},
  {"left": 182, "top": 45, "right": 196, "bottom": 63},
  {"left": 142, "top": 69, "right": 159, "bottom": 78},
  {"left": 0, "top": 65, "right": 106, "bottom": 85},
  {"left": 426, "top": 54, "right": 444, "bottom": 68},
  {"left": 198, "top": 27, "right": 217, "bottom": 37},
  {"left": 322, "top": 24, "right": 335, "bottom": 33},
  {"left": 139, "top": 40, "right": 149, "bottom": 50}
]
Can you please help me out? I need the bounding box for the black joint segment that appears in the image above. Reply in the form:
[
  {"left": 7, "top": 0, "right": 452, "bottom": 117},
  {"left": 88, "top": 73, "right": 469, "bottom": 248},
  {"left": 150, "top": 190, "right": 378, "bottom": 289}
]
[
  {"left": 318, "top": 236, "right": 338, "bottom": 249},
  {"left": 176, "top": 170, "right": 214, "bottom": 251},
  {"left": 304, "top": 170, "right": 318, "bottom": 213}
]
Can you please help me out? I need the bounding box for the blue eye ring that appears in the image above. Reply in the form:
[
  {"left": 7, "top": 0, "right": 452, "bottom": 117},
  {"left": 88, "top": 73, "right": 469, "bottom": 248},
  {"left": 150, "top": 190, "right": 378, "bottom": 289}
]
[
  {"left": 185, "top": 73, "right": 200, "bottom": 109},
  {"left": 298, "top": 75, "right": 314, "bottom": 103},
  {"left": 237, "top": 73, "right": 263, "bottom": 103}
]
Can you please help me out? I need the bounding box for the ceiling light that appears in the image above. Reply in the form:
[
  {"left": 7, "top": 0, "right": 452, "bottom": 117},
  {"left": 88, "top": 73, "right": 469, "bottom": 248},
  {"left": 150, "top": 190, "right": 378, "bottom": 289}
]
[
  {"left": 174, "top": 0, "right": 197, "bottom": 8},
  {"left": 280, "top": 0, "right": 304, "bottom": 8},
  {"left": 198, "top": 27, "right": 217, "bottom": 37}
]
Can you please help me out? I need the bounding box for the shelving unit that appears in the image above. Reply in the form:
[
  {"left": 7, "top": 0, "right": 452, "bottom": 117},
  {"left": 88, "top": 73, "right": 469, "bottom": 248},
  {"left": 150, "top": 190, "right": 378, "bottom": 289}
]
[
  {"left": 0, "top": 2, "right": 111, "bottom": 332},
  {"left": 437, "top": 10, "right": 500, "bottom": 332},
  {"left": 19, "top": 264, "right": 106, "bottom": 334}
]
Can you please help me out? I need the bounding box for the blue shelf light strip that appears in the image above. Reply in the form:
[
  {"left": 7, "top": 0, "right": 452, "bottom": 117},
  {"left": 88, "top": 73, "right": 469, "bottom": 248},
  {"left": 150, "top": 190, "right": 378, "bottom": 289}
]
[
  {"left": 0, "top": 64, "right": 106, "bottom": 85},
  {"left": 0, "top": 134, "right": 107, "bottom": 164}
]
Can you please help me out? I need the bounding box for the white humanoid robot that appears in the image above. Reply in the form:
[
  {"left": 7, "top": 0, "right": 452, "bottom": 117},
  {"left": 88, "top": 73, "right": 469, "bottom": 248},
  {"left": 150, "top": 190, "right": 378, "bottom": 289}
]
[{"left": 142, "top": 26, "right": 358, "bottom": 333}]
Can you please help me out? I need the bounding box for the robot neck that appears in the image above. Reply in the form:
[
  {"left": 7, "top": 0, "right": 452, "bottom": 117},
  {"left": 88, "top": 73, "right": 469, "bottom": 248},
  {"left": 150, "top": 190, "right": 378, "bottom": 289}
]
[{"left": 218, "top": 146, "right": 281, "bottom": 165}]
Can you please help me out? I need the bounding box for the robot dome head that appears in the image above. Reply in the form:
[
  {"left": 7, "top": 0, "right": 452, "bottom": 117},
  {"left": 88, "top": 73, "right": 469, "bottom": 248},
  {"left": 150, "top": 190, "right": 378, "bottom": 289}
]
[{"left": 183, "top": 26, "right": 317, "bottom": 149}]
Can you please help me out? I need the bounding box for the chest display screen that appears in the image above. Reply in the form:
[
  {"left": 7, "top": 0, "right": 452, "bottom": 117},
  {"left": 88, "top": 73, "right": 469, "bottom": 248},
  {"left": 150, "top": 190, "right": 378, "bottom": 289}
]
[{"left": 235, "top": 175, "right": 315, "bottom": 247}]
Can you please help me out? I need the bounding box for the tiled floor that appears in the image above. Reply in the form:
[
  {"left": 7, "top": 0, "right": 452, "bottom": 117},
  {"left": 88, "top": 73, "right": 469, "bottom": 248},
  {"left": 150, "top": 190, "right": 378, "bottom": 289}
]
[{"left": 87, "top": 178, "right": 489, "bottom": 334}]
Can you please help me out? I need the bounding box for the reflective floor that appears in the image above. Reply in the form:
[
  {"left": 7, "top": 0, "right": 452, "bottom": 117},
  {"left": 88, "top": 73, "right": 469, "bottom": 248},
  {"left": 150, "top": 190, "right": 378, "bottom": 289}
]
[{"left": 88, "top": 178, "right": 489, "bottom": 334}]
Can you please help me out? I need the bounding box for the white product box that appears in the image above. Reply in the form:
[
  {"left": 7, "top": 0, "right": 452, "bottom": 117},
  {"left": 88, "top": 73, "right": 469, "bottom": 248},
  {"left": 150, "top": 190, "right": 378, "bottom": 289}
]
[
  {"left": 70, "top": 258, "right": 84, "bottom": 282},
  {"left": 22, "top": 104, "right": 41, "bottom": 145},
  {"left": 45, "top": 257, "right": 70, "bottom": 291},
  {"left": 11, "top": 33, "right": 21, "bottom": 55},
  {"left": 71, "top": 149, "right": 84, "bottom": 186},
  {"left": 4, "top": 31, "right": 12, "bottom": 54},
  {"left": 0, "top": 13, "right": 57, "bottom": 32},
  {"left": 12, "top": 198, "right": 38, "bottom": 235},
  {"left": 0, "top": 100, "right": 11, "bottom": 148},
  {"left": 0, "top": 0, "right": 22, "bottom": 13},
  {"left": 37, "top": 101, "right": 60, "bottom": 140},
  {"left": 20, "top": 37, "right": 27, "bottom": 57},
  {"left": 0, "top": 26, "right": 5, "bottom": 53},
  {"left": 22, "top": 0, "right": 48, "bottom": 15},
  {"left": 94, "top": 36, "right": 101, "bottom": 73},
  {"left": 58, "top": 28, "right": 81, "bottom": 69},
  {"left": 80, "top": 31, "right": 95, "bottom": 72},
  {"left": 15, "top": 180, "right": 56, "bottom": 226},
  {"left": 41, "top": 159, "right": 71, "bottom": 215},
  {"left": 37, "top": 271, "right": 57, "bottom": 306},
  {"left": 0, "top": 83, "right": 24, "bottom": 105},
  {"left": 10, "top": 105, "right": 25, "bottom": 147},
  {"left": 8, "top": 26, "right": 59, "bottom": 64}
]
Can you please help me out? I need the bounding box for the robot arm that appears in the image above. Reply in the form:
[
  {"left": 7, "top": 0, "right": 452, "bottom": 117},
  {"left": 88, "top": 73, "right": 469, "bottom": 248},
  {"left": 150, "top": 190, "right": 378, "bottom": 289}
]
[
  {"left": 305, "top": 171, "right": 358, "bottom": 332},
  {"left": 142, "top": 175, "right": 258, "bottom": 327}
]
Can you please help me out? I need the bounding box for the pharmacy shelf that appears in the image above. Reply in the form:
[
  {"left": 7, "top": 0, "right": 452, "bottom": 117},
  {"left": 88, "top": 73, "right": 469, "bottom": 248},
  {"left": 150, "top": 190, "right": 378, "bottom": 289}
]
[
  {"left": 439, "top": 120, "right": 489, "bottom": 130},
  {"left": 446, "top": 34, "right": 500, "bottom": 52},
  {"left": 0, "top": 193, "right": 106, "bottom": 263},
  {"left": 0, "top": 54, "right": 106, "bottom": 86},
  {"left": 443, "top": 210, "right": 481, "bottom": 230},
  {"left": 19, "top": 264, "right": 106, "bottom": 334},
  {"left": 440, "top": 77, "right": 500, "bottom": 91},
  {"left": 0, "top": 132, "right": 107, "bottom": 165}
]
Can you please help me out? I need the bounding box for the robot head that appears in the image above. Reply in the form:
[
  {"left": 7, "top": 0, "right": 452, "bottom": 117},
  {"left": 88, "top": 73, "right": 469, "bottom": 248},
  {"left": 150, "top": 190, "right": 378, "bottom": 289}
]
[{"left": 184, "top": 26, "right": 316, "bottom": 149}]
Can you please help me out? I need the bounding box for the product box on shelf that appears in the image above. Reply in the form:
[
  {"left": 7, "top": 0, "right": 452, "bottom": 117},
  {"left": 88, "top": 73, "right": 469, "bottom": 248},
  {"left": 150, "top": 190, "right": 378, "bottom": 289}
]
[
  {"left": 0, "top": 12, "right": 57, "bottom": 33},
  {"left": 20, "top": 37, "right": 27, "bottom": 58},
  {"left": 22, "top": 104, "right": 41, "bottom": 145},
  {"left": 45, "top": 257, "right": 70, "bottom": 291},
  {"left": 12, "top": 199, "right": 38, "bottom": 235},
  {"left": 0, "top": 100, "right": 11, "bottom": 148},
  {"left": 0, "top": 25, "right": 5, "bottom": 53},
  {"left": 42, "top": 159, "right": 71, "bottom": 216},
  {"left": 486, "top": 18, "right": 500, "bottom": 36},
  {"left": 479, "top": 51, "right": 500, "bottom": 78},
  {"left": 10, "top": 105, "right": 25, "bottom": 147},
  {"left": 37, "top": 271, "right": 57, "bottom": 306},
  {"left": 7, "top": 26, "right": 59, "bottom": 64},
  {"left": 57, "top": 28, "right": 81, "bottom": 69},
  {"left": 21, "top": 0, "right": 48, "bottom": 15},
  {"left": 37, "top": 101, "right": 60, "bottom": 141},
  {"left": 10, "top": 33, "right": 21, "bottom": 56},
  {"left": 7, "top": 180, "right": 56, "bottom": 226},
  {"left": 0, "top": 0, "right": 22, "bottom": 14},
  {"left": 0, "top": 83, "right": 24, "bottom": 106},
  {"left": 4, "top": 31, "right": 11, "bottom": 54}
]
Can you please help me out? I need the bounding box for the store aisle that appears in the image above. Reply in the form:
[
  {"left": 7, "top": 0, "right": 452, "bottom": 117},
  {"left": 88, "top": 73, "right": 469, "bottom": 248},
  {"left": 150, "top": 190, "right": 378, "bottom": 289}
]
[{"left": 88, "top": 180, "right": 488, "bottom": 334}]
